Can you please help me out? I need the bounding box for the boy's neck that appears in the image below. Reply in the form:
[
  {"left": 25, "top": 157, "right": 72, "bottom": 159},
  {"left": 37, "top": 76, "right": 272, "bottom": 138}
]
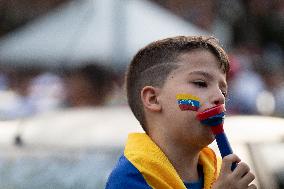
[{"left": 150, "top": 132, "right": 201, "bottom": 183}]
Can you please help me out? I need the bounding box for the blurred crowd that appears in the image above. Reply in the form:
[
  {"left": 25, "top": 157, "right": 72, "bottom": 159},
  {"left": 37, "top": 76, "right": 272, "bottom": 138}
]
[
  {"left": 0, "top": 0, "right": 283, "bottom": 120},
  {"left": 0, "top": 63, "right": 126, "bottom": 120}
]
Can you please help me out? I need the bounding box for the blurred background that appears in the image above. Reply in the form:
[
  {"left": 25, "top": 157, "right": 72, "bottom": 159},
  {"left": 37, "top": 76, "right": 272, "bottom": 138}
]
[{"left": 0, "top": 0, "right": 283, "bottom": 188}]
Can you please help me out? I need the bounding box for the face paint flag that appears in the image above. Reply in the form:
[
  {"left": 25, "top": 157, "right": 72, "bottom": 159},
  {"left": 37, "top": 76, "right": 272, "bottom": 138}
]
[{"left": 176, "top": 94, "right": 201, "bottom": 111}]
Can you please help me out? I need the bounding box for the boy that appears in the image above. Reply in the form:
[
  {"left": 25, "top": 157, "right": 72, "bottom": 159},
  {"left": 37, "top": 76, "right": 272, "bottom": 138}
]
[{"left": 106, "top": 36, "right": 256, "bottom": 189}]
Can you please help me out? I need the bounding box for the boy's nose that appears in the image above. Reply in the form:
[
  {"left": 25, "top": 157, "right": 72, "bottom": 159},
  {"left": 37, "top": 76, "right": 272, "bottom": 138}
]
[{"left": 211, "top": 89, "right": 225, "bottom": 106}]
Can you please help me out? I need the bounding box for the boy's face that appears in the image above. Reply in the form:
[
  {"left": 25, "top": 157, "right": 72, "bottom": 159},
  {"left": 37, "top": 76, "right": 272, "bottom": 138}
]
[{"left": 158, "top": 49, "right": 227, "bottom": 148}]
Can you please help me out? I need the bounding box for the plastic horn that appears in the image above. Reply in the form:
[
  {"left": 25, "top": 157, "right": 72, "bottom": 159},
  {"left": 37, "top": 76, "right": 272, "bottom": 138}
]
[{"left": 196, "top": 105, "right": 237, "bottom": 170}]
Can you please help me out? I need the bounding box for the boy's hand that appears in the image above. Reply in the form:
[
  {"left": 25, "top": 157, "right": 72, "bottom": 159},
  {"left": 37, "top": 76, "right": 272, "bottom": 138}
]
[{"left": 212, "top": 154, "right": 257, "bottom": 189}]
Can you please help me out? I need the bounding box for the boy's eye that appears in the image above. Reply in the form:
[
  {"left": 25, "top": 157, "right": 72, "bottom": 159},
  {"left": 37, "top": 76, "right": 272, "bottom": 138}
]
[{"left": 193, "top": 81, "right": 207, "bottom": 88}]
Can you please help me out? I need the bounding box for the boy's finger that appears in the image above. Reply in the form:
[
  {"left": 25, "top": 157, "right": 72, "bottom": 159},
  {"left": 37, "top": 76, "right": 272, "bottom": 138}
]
[
  {"left": 221, "top": 154, "right": 241, "bottom": 172},
  {"left": 232, "top": 162, "right": 250, "bottom": 178},
  {"left": 239, "top": 172, "right": 255, "bottom": 186},
  {"left": 248, "top": 184, "right": 257, "bottom": 189}
]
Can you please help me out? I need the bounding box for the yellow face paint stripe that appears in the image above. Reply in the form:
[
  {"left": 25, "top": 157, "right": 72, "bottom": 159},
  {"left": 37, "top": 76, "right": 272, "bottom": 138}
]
[{"left": 176, "top": 94, "right": 200, "bottom": 101}]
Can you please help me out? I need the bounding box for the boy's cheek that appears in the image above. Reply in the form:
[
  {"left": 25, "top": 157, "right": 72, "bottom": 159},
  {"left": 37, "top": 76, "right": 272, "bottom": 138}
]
[{"left": 197, "top": 101, "right": 209, "bottom": 112}]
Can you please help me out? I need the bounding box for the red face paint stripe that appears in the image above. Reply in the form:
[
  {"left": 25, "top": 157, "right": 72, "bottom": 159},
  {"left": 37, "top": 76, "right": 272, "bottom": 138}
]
[{"left": 179, "top": 104, "right": 199, "bottom": 111}]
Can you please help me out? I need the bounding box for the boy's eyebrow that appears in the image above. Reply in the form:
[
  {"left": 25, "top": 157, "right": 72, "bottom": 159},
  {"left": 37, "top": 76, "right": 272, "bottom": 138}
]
[{"left": 188, "top": 71, "right": 214, "bottom": 80}]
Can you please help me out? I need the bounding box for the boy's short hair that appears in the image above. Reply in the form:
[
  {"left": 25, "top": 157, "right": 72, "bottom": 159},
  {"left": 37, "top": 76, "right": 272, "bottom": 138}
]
[{"left": 126, "top": 36, "right": 230, "bottom": 131}]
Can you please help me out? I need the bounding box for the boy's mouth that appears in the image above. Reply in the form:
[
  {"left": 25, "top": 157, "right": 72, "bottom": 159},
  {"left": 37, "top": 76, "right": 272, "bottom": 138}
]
[{"left": 196, "top": 105, "right": 226, "bottom": 128}]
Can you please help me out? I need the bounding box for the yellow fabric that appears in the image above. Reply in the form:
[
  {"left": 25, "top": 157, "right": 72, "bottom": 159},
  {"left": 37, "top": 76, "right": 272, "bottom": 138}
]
[{"left": 124, "top": 133, "right": 221, "bottom": 189}]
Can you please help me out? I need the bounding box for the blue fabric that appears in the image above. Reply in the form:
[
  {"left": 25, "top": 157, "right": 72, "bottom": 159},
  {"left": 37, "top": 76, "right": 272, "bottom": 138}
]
[
  {"left": 183, "top": 165, "right": 204, "bottom": 189},
  {"left": 184, "top": 180, "right": 203, "bottom": 189},
  {"left": 105, "top": 155, "right": 152, "bottom": 189},
  {"left": 183, "top": 176, "right": 204, "bottom": 189}
]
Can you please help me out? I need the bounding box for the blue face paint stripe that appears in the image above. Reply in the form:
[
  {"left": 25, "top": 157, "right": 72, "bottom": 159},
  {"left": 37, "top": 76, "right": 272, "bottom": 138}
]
[{"left": 178, "top": 99, "right": 200, "bottom": 106}]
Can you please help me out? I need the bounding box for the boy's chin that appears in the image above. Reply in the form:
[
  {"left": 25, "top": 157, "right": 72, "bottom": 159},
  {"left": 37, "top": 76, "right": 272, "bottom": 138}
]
[
  {"left": 208, "top": 135, "right": 216, "bottom": 144},
  {"left": 201, "top": 132, "right": 215, "bottom": 147}
]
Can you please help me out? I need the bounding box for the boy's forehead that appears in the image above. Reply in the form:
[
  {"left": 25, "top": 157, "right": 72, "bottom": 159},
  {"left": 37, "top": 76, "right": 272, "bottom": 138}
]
[
  {"left": 177, "top": 49, "right": 218, "bottom": 62},
  {"left": 175, "top": 49, "right": 224, "bottom": 72},
  {"left": 170, "top": 50, "right": 227, "bottom": 82},
  {"left": 175, "top": 50, "right": 211, "bottom": 66}
]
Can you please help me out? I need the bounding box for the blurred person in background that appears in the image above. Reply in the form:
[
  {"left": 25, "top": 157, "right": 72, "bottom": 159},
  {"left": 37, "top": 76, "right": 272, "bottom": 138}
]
[
  {"left": 0, "top": 62, "right": 122, "bottom": 120},
  {"left": 260, "top": 45, "right": 284, "bottom": 117},
  {"left": 28, "top": 71, "right": 65, "bottom": 113},
  {"left": 62, "top": 63, "right": 116, "bottom": 107},
  {"left": 0, "top": 65, "right": 66, "bottom": 120},
  {"left": 226, "top": 49, "right": 267, "bottom": 115},
  {"left": 0, "top": 66, "right": 42, "bottom": 119}
]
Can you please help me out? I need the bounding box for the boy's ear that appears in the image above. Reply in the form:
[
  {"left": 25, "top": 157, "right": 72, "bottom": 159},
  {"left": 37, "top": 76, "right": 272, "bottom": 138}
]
[{"left": 141, "top": 86, "right": 162, "bottom": 112}]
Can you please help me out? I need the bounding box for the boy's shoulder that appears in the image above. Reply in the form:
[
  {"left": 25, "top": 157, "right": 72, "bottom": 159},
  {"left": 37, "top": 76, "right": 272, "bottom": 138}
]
[{"left": 105, "top": 155, "right": 152, "bottom": 189}]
